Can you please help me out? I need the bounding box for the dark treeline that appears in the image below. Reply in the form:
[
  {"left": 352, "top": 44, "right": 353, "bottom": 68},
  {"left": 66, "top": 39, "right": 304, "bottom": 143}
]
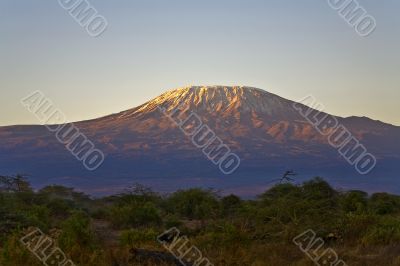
[{"left": 1, "top": 175, "right": 400, "bottom": 265}]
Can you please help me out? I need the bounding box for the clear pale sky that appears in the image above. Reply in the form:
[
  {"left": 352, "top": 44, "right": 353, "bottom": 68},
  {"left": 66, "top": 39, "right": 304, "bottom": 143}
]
[{"left": 1, "top": 0, "right": 399, "bottom": 126}]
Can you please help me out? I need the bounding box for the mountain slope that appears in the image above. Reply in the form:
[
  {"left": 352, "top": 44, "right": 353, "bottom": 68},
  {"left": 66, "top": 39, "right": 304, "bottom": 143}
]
[{"left": 0, "top": 86, "right": 399, "bottom": 196}]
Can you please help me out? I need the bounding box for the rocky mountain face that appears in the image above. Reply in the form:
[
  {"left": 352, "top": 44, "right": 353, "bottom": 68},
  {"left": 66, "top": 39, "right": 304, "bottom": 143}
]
[{"left": 0, "top": 86, "right": 399, "bottom": 196}]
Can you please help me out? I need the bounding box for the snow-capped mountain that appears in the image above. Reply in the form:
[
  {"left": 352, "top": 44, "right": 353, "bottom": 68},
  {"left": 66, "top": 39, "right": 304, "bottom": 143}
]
[
  {"left": 0, "top": 86, "right": 399, "bottom": 196},
  {"left": 121, "top": 86, "right": 302, "bottom": 119}
]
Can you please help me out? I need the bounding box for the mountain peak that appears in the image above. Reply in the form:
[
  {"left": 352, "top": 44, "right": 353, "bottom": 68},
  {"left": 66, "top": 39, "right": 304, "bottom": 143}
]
[
  {"left": 163, "top": 85, "right": 271, "bottom": 99},
  {"left": 168, "top": 85, "right": 265, "bottom": 92},
  {"left": 125, "top": 85, "right": 300, "bottom": 120}
]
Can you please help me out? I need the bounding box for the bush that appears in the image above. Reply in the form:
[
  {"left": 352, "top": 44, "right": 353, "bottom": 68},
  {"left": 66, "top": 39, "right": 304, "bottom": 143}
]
[
  {"left": 167, "top": 189, "right": 220, "bottom": 220},
  {"left": 119, "top": 228, "right": 158, "bottom": 247},
  {"left": 109, "top": 202, "right": 162, "bottom": 228},
  {"left": 340, "top": 190, "right": 368, "bottom": 213},
  {"left": 362, "top": 216, "right": 400, "bottom": 245},
  {"left": 369, "top": 193, "right": 400, "bottom": 215},
  {"left": 59, "top": 211, "right": 97, "bottom": 251}
]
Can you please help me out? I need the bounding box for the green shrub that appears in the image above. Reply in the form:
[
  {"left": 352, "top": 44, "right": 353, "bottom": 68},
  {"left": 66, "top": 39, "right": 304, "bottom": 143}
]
[
  {"left": 59, "top": 211, "right": 97, "bottom": 251},
  {"left": 362, "top": 216, "right": 400, "bottom": 245},
  {"left": 109, "top": 202, "right": 162, "bottom": 228},
  {"left": 119, "top": 228, "right": 158, "bottom": 247},
  {"left": 167, "top": 189, "right": 220, "bottom": 220}
]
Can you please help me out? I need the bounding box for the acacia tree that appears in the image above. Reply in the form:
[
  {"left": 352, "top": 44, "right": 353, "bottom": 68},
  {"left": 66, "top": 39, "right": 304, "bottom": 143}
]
[{"left": 0, "top": 174, "right": 32, "bottom": 192}]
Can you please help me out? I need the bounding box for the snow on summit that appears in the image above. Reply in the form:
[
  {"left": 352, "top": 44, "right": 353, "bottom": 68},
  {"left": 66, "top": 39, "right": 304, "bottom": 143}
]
[{"left": 130, "top": 86, "right": 302, "bottom": 119}]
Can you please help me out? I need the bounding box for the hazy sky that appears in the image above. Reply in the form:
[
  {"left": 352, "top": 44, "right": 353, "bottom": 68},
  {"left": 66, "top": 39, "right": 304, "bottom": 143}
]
[{"left": 1, "top": 0, "right": 399, "bottom": 126}]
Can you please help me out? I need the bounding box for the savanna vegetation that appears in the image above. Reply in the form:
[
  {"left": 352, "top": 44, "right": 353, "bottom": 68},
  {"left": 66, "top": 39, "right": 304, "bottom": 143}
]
[{"left": 1, "top": 175, "right": 400, "bottom": 265}]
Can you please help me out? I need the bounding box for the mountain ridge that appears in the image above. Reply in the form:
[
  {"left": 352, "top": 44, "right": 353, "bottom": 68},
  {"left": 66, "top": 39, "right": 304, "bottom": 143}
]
[{"left": 0, "top": 86, "right": 399, "bottom": 196}]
